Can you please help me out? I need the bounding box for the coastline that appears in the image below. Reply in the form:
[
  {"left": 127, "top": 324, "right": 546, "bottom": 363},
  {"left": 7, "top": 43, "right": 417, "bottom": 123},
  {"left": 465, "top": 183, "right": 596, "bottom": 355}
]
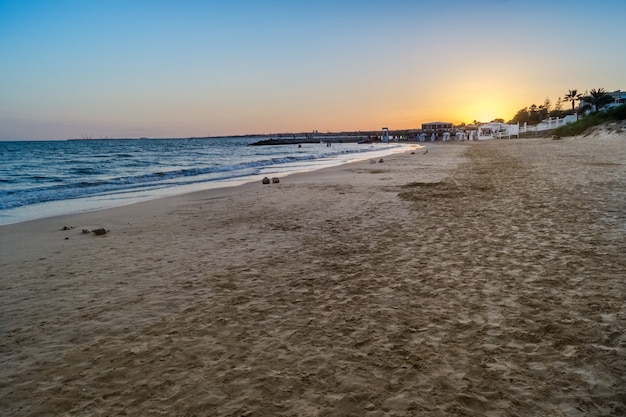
[
  {"left": 1, "top": 136, "right": 625, "bottom": 416},
  {"left": 0, "top": 143, "right": 429, "bottom": 261},
  {"left": 0, "top": 141, "right": 411, "bottom": 226}
]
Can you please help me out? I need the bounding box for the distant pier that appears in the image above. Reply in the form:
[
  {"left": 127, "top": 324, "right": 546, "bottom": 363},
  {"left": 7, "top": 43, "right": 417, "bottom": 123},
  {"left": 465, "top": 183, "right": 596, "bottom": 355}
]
[{"left": 249, "top": 135, "right": 375, "bottom": 146}]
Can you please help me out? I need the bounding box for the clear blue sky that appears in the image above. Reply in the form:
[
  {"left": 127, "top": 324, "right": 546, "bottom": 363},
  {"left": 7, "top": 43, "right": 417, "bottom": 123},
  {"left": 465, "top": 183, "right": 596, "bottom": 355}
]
[{"left": 1, "top": 0, "right": 625, "bottom": 139}]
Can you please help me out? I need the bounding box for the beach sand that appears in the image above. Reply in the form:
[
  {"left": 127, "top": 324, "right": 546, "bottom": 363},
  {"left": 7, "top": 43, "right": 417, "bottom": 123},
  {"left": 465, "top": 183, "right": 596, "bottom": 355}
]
[{"left": 1, "top": 133, "right": 624, "bottom": 416}]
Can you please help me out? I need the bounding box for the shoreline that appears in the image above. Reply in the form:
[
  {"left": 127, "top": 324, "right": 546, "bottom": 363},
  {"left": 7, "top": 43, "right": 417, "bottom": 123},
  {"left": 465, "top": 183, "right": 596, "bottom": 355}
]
[
  {"left": 0, "top": 142, "right": 413, "bottom": 227},
  {"left": 0, "top": 143, "right": 430, "bottom": 263},
  {"left": 1, "top": 136, "right": 625, "bottom": 416}
]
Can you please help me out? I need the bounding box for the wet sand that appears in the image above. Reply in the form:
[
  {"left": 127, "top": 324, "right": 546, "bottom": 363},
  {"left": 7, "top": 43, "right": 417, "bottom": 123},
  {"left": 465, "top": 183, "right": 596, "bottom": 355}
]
[{"left": 1, "top": 132, "right": 624, "bottom": 416}]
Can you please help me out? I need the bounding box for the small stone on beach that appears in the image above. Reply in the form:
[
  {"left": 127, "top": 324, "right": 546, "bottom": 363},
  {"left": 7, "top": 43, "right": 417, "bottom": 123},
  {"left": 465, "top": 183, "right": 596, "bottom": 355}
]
[{"left": 262, "top": 177, "right": 270, "bottom": 184}]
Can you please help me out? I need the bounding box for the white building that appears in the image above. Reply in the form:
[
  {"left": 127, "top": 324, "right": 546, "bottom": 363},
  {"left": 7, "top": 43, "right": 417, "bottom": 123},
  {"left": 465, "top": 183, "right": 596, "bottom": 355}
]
[
  {"left": 605, "top": 90, "right": 626, "bottom": 109},
  {"left": 579, "top": 89, "right": 626, "bottom": 112},
  {"left": 381, "top": 127, "right": 390, "bottom": 142},
  {"left": 476, "top": 122, "right": 519, "bottom": 140}
]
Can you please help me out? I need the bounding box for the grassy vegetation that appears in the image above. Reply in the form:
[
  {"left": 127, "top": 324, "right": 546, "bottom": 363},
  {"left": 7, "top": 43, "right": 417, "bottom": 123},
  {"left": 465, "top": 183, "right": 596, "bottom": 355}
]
[{"left": 553, "top": 104, "right": 626, "bottom": 137}]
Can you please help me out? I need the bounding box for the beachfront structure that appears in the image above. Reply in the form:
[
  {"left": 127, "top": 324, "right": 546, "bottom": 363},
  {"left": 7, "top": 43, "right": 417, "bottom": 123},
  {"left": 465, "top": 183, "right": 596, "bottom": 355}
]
[
  {"left": 420, "top": 122, "right": 453, "bottom": 142},
  {"left": 422, "top": 122, "right": 453, "bottom": 132},
  {"left": 526, "top": 115, "right": 577, "bottom": 132},
  {"left": 382, "top": 127, "right": 390, "bottom": 143},
  {"left": 455, "top": 131, "right": 468, "bottom": 141},
  {"left": 578, "top": 90, "right": 626, "bottom": 112},
  {"left": 476, "top": 122, "right": 519, "bottom": 140},
  {"left": 605, "top": 90, "right": 626, "bottom": 109}
]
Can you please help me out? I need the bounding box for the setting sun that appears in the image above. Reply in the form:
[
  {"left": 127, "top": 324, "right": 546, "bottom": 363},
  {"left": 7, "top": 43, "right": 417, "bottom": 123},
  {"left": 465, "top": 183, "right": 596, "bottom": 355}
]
[{"left": 452, "top": 96, "right": 520, "bottom": 125}]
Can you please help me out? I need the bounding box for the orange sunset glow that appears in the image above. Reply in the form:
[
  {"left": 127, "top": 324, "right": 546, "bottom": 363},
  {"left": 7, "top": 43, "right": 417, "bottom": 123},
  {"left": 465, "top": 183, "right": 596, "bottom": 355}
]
[{"left": 1, "top": 1, "right": 625, "bottom": 140}]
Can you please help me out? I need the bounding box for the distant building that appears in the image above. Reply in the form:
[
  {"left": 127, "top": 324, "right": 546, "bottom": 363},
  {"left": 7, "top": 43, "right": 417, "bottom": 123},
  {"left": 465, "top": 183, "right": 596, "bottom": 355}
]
[
  {"left": 422, "top": 122, "right": 453, "bottom": 131},
  {"left": 606, "top": 90, "right": 626, "bottom": 109},
  {"left": 382, "top": 127, "right": 389, "bottom": 143},
  {"left": 476, "top": 122, "right": 519, "bottom": 140},
  {"left": 579, "top": 89, "right": 626, "bottom": 112}
]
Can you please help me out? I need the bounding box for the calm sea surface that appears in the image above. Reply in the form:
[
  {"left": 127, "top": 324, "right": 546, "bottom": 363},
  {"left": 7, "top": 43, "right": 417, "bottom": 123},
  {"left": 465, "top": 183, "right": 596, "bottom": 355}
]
[{"left": 0, "top": 137, "right": 409, "bottom": 225}]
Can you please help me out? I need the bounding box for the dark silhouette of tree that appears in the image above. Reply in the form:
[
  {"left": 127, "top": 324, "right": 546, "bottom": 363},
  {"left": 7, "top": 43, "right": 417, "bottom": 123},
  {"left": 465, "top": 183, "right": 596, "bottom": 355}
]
[
  {"left": 511, "top": 105, "right": 544, "bottom": 125},
  {"left": 510, "top": 107, "right": 529, "bottom": 124},
  {"left": 536, "top": 98, "right": 550, "bottom": 121},
  {"left": 554, "top": 97, "right": 563, "bottom": 112},
  {"left": 563, "top": 89, "right": 582, "bottom": 114},
  {"left": 528, "top": 104, "right": 544, "bottom": 124},
  {"left": 550, "top": 97, "right": 567, "bottom": 118},
  {"left": 543, "top": 97, "right": 551, "bottom": 115},
  {"left": 583, "top": 88, "right": 613, "bottom": 112}
]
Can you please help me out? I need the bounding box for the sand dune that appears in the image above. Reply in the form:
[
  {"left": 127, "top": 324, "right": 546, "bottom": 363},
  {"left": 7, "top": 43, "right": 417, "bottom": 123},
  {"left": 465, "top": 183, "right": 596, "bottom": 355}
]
[{"left": 1, "top": 134, "right": 624, "bottom": 416}]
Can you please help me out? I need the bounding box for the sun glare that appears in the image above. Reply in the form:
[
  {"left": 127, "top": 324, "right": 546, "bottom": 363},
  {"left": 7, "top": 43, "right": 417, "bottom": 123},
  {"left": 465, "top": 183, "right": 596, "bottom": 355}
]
[{"left": 457, "top": 97, "right": 517, "bottom": 124}]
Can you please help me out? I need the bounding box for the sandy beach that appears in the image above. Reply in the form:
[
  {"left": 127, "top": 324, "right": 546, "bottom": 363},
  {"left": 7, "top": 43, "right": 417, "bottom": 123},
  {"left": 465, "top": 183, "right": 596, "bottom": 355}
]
[{"left": 1, "top": 133, "right": 624, "bottom": 416}]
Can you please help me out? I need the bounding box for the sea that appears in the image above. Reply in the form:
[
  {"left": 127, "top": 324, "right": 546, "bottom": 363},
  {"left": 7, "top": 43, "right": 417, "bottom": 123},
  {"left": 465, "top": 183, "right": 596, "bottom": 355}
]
[{"left": 0, "top": 137, "right": 410, "bottom": 225}]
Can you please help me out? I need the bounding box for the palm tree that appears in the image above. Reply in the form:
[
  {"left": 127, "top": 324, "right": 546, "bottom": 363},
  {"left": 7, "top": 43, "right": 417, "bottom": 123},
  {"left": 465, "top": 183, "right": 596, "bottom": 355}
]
[
  {"left": 583, "top": 88, "right": 613, "bottom": 112},
  {"left": 563, "top": 89, "right": 582, "bottom": 114}
]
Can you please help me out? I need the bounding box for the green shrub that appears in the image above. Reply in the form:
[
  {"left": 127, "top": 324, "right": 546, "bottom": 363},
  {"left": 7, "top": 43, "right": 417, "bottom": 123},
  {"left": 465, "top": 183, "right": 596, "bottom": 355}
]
[
  {"left": 553, "top": 104, "right": 625, "bottom": 136},
  {"left": 611, "top": 103, "right": 626, "bottom": 120}
]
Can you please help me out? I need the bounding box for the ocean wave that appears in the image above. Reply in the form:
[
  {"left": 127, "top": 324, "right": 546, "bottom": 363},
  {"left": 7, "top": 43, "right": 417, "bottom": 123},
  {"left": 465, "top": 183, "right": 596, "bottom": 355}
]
[
  {"left": 0, "top": 140, "right": 405, "bottom": 212},
  {"left": 70, "top": 167, "right": 106, "bottom": 176}
]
